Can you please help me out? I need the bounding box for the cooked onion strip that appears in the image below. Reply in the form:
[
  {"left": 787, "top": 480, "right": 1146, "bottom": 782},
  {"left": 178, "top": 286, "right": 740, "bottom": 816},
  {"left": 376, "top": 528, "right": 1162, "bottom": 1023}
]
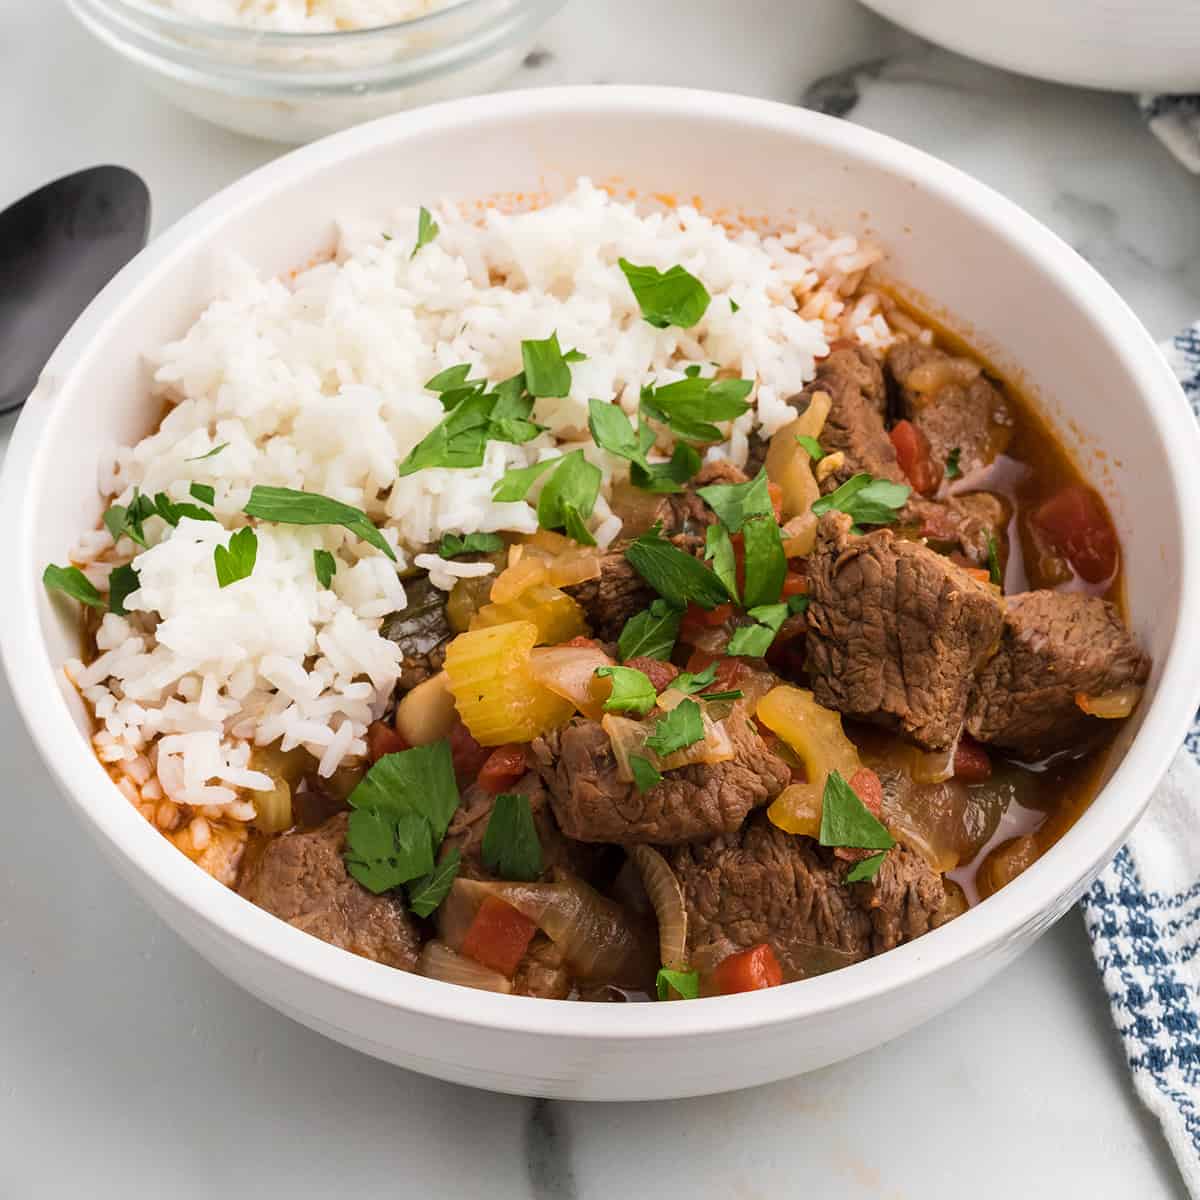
[
  {"left": 1076, "top": 685, "right": 1142, "bottom": 719},
  {"left": 628, "top": 845, "right": 687, "bottom": 971},
  {"left": 602, "top": 709, "right": 734, "bottom": 782},
  {"left": 529, "top": 645, "right": 615, "bottom": 720},
  {"left": 418, "top": 940, "right": 513, "bottom": 993}
]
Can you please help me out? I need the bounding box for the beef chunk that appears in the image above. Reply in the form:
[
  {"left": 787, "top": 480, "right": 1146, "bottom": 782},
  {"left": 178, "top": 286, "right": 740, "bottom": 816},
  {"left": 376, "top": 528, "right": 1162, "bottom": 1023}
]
[
  {"left": 513, "top": 935, "right": 573, "bottom": 1000},
  {"left": 806, "top": 511, "right": 1004, "bottom": 750},
  {"left": 909, "top": 491, "right": 1011, "bottom": 569},
  {"left": 668, "top": 813, "right": 946, "bottom": 972},
  {"left": 381, "top": 575, "right": 453, "bottom": 692},
  {"left": 623, "top": 656, "right": 680, "bottom": 692},
  {"left": 531, "top": 713, "right": 791, "bottom": 845},
  {"left": 886, "top": 342, "right": 1012, "bottom": 478},
  {"left": 238, "top": 813, "right": 419, "bottom": 970},
  {"left": 966, "top": 590, "right": 1149, "bottom": 758}
]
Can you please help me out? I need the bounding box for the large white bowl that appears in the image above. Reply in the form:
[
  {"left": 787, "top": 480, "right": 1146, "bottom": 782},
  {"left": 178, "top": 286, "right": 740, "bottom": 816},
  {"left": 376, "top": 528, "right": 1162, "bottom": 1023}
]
[{"left": 4, "top": 87, "right": 1199, "bottom": 1101}]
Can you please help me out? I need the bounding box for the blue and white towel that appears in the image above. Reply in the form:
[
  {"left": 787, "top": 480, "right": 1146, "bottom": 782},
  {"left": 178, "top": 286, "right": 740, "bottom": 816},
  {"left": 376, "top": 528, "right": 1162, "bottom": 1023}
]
[{"left": 1081, "top": 322, "right": 1200, "bottom": 1192}]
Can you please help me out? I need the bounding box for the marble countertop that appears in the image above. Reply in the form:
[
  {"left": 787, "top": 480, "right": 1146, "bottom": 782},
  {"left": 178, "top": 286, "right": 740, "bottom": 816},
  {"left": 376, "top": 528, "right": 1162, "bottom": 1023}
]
[{"left": 2, "top": 1, "right": 1197, "bottom": 1195}]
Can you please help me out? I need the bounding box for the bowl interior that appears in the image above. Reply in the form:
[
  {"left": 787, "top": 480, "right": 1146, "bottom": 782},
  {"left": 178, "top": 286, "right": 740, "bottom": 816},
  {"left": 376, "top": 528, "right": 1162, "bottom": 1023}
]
[{"left": 8, "top": 90, "right": 1198, "bottom": 1053}]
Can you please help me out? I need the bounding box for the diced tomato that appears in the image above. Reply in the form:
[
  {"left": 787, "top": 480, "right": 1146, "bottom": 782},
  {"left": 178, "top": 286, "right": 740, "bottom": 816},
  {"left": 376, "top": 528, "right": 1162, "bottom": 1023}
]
[
  {"left": 889, "top": 419, "right": 941, "bottom": 496},
  {"left": 461, "top": 896, "right": 538, "bottom": 977},
  {"left": 963, "top": 566, "right": 992, "bottom": 586},
  {"left": 1030, "top": 485, "right": 1118, "bottom": 585},
  {"left": 681, "top": 602, "right": 734, "bottom": 642},
  {"left": 711, "top": 656, "right": 753, "bottom": 691},
  {"left": 848, "top": 766, "right": 884, "bottom": 817},
  {"left": 478, "top": 744, "right": 528, "bottom": 794},
  {"left": 624, "top": 656, "right": 680, "bottom": 692},
  {"left": 781, "top": 571, "right": 808, "bottom": 598},
  {"left": 448, "top": 719, "right": 490, "bottom": 787},
  {"left": 366, "top": 720, "right": 409, "bottom": 763},
  {"left": 710, "top": 944, "right": 783, "bottom": 994},
  {"left": 685, "top": 647, "right": 720, "bottom": 675},
  {"left": 767, "top": 481, "right": 784, "bottom": 522},
  {"left": 953, "top": 735, "right": 992, "bottom": 783}
]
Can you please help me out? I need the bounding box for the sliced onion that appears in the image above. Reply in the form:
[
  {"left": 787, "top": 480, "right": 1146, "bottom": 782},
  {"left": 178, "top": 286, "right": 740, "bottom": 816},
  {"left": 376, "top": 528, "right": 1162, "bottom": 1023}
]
[
  {"left": 418, "top": 939, "right": 513, "bottom": 993},
  {"left": 1076, "top": 685, "right": 1142, "bottom": 719},
  {"left": 781, "top": 512, "right": 818, "bottom": 559},
  {"left": 628, "top": 845, "right": 688, "bottom": 971},
  {"left": 546, "top": 548, "right": 603, "bottom": 589},
  {"left": 529, "top": 645, "right": 615, "bottom": 720},
  {"left": 602, "top": 709, "right": 735, "bottom": 783},
  {"left": 435, "top": 877, "right": 484, "bottom": 952},
  {"left": 452, "top": 876, "right": 655, "bottom": 986},
  {"left": 394, "top": 671, "right": 458, "bottom": 746},
  {"left": 765, "top": 391, "right": 831, "bottom": 521},
  {"left": 490, "top": 555, "right": 549, "bottom": 604},
  {"left": 608, "top": 478, "right": 669, "bottom": 538}
]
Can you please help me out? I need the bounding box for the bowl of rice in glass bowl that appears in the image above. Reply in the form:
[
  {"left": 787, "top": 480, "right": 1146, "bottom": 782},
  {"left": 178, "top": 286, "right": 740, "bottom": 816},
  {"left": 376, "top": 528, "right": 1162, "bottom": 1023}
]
[
  {"left": 65, "top": 0, "right": 565, "bottom": 143},
  {"left": 5, "top": 86, "right": 1199, "bottom": 1100}
]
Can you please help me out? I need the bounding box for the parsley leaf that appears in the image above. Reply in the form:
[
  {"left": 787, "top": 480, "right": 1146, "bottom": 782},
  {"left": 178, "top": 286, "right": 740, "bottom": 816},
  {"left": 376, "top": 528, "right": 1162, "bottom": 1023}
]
[
  {"left": 213, "top": 526, "right": 258, "bottom": 588},
  {"left": 347, "top": 741, "right": 459, "bottom": 844},
  {"left": 818, "top": 769, "right": 895, "bottom": 851},
  {"left": 845, "top": 851, "right": 888, "bottom": 883},
  {"left": 742, "top": 514, "right": 786, "bottom": 608},
  {"left": 42, "top": 564, "right": 104, "bottom": 609},
  {"left": 313, "top": 548, "right": 336, "bottom": 588},
  {"left": 521, "top": 332, "right": 573, "bottom": 399},
  {"left": 726, "top": 602, "right": 789, "bottom": 657},
  {"left": 796, "top": 435, "right": 824, "bottom": 461},
  {"left": 185, "top": 443, "right": 228, "bottom": 462},
  {"left": 730, "top": 298, "right": 740, "bottom": 314},
  {"left": 587, "top": 399, "right": 699, "bottom": 493},
  {"left": 345, "top": 807, "right": 435, "bottom": 893},
  {"left": 656, "top": 967, "right": 700, "bottom": 1000},
  {"left": 672, "top": 662, "right": 718, "bottom": 695},
  {"left": 481, "top": 792, "right": 543, "bottom": 882},
  {"left": 243, "top": 486, "right": 396, "bottom": 561},
  {"left": 537, "top": 450, "right": 601, "bottom": 545},
  {"left": 812, "top": 473, "right": 911, "bottom": 527},
  {"left": 630, "top": 755, "right": 663, "bottom": 794},
  {"left": 189, "top": 482, "right": 215, "bottom": 506},
  {"left": 632, "top": 443, "right": 702, "bottom": 493},
  {"left": 618, "top": 258, "right": 711, "bottom": 329},
  {"left": 617, "top": 598, "right": 681, "bottom": 662},
  {"left": 987, "top": 534, "right": 1003, "bottom": 587},
  {"left": 407, "top": 848, "right": 461, "bottom": 918},
  {"left": 153, "top": 492, "right": 219, "bottom": 526},
  {"left": 697, "top": 469, "right": 774, "bottom": 532},
  {"left": 103, "top": 490, "right": 155, "bottom": 549},
  {"left": 945, "top": 447, "right": 962, "bottom": 480},
  {"left": 644, "top": 698, "right": 704, "bottom": 756},
  {"left": 641, "top": 375, "right": 753, "bottom": 444},
  {"left": 596, "top": 665, "right": 657, "bottom": 716},
  {"left": 492, "top": 458, "right": 558, "bottom": 503},
  {"left": 425, "top": 364, "right": 477, "bottom": 393},
  {"left": 107, "top": 564, "right": 140, "bottom": 615},
  {"left": 437, "top": 531, "right": 505, "bottom": 558},
  {"left": 704, "top": 523, "right": 739, "bottom": 604},
  {"left": 626, "top": 527, "right": 730, "bottom": 610},
  {"left": 412, "top": 206, "right": 439, "bottom": 257},
  {"left": 697, "top": 689, "right": 743, "bottom": 702},
  {"left": 788, "top": 593, "right": 811, "bottom": 616}
]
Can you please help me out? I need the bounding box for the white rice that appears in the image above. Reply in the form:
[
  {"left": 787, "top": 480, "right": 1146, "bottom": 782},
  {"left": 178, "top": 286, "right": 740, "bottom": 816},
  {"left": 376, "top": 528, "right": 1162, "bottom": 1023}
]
[
  {"left": 69, "top": 179, "right": 889, "bottom": 833},
  {"left": 146, "top": 0, "right": 455, "bottom": 33}
]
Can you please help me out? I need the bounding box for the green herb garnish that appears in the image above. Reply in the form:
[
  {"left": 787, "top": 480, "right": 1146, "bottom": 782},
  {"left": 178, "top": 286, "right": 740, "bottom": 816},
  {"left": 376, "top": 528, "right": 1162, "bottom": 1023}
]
[
  {"left": 626, "top": 527, "right": 730, "bottom": 611},
  {"left": 243, "top": 486, "right": 396, "bottom": 561},
  {"left": 845, "top": 852, "right": 888, "bottom": 883},
  {"left": 730, "top": 299, "right": 740, "bottom": 314},
  {"left": 213, "top": 527, "right": 258, "bottom": 588},
  {"left": 103, "top": 490, "right": 155, "bottom": 549},
  {"left": 703, "top": 523, "right": 739, "bottom": 605},
  {"left": 797, "top": 435, "right": 825, "bottom": 461},
  {"left": 152, "top": 492, "right": 219, "bottom": 527},
  {"left": 945, "top": 447, "right": 962, "bottom": 480},
  {"left": 107, "top": 564, "right": 140, "bottom": 615},
  {"left": 437, "top": 531, "right": 505, "bottom": 559},
  {"left": 536, "top": 449, "right": 601, "bottom": 545},
  {"left": 656, "top": 967, "right": 701, "bottom": 1000},
  {"left": 812, "top": 473, "right": 910, "bottom": 527},
  {"left": 726, "top": 602, "right": 789, "bottom": 658},
  {"left": 618, "top": 258, "right": 711, "bottom": 329},
  {"left": 987, "top": 535, "right": 1003, "bottom": 588},
  {"left": 492, "top": 458, "right": 558, "bottom": 503},
  {"left": 641, "top": 375, "right": 753, "bottom": 444},
  {"left": 189, "top": 482, "right": 215, "bottom": 506},
  {"left": 185, "top": 443, "right": 228, "bottom": 463},
  {"left": 313, "top": 549, "right": 336, "bottom": 588},
  {"left": 617, "top": 598, "right": 681, "bottom": 662},
  {"left": 587, "top": 399, "right": 699, "bottom": 493},
  {"left": 425, "top": 363, "right": 478, "bottom": 394},
  {"left": 595, "top": 665, "right": 658, "bottom": 716},
  {"left": 411, "top": 206, "right": 439, "bottom": 258},
  {"left": 818, "top": 769, "right": 895, "bottom": 852},
  {"left": 672, "top": 663, "right": 718, "bottom": 695},
  {"left": 42, "top": 564, "right": 104, "bottom": 609},
  {"left": 644, "top": 698, "right": 704, "bottom": 757},
  {"left": 788, "top": 593, "right": 811, "bottom": 616},
  {"left": 696, "top": 468, "right": 773, "bottom": 533},
  {"left": 481, "top": 792, "right": 543, "bottom": 882},
  {"left": 630, "top": 754, "right": 663, "bottom": 794},
  {"left": 521, "top": 332, "right": 573, "bottom": 399},
  {"left": 407, "top": 848, "right": 462, "bottom": 918},
  {"left": 741, "top": 514, "right": 786, "bottom": 608}
]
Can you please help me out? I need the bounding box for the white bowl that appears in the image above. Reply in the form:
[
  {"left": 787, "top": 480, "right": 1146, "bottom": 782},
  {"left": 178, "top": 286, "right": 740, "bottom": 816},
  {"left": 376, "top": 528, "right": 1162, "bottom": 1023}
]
[
  {"left": 4, "top": 87, "right": 1199, "bottom": 1101},
  {"left": 859, "top": 0, "right": 1200, "bottom": 93}
]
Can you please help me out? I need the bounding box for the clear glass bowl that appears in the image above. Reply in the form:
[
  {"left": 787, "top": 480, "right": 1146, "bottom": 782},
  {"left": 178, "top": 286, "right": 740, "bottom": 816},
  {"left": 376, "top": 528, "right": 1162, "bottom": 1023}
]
[{"left": 66, "top": 0, "right": 565, "bottom": 144}]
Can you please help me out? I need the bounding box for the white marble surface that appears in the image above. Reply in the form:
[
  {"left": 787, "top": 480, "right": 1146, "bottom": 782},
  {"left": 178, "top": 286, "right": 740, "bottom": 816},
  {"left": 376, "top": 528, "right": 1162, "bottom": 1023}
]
[{"left": 2, "top": 0, "right": 1197, "bottom": 1195}]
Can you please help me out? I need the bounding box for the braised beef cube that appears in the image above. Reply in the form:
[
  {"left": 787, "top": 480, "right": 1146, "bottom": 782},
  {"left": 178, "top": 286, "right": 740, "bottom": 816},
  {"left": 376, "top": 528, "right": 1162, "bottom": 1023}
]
[
  {"left": 886, "top": 342, "right": 1012, "bottom": 478},
  {"left": 966, "top": 590, "right": 1149, "bottom": 758},
  {"left": 806, "top": 511, "right": 1004, "bottom": 750},
  {"left": 238, "top": 812, "right": 420, "bottom": 971},
  {"left": 564, "top": 556, "right": 656, "bottom": 641},
  {"left": 513, "top": 935, "right": 573, "bottom": 1000},
  {"left": 909, "top": 491, "right": 1011, "bottom": 569},
  {"left": 381, "top": 574, "right": 453, "bottom": 692},
  {"left": 668, "top": 813, "right": 946, "bottom": 973},
  {"left": 531, "top": 714, "right": 791, "bottom": 845}
]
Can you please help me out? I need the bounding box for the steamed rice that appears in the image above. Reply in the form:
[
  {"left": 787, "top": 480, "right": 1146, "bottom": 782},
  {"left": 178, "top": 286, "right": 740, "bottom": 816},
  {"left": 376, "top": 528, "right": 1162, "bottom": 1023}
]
[{"left": 65, "top": 179, "right": 892, "bottom": 851}]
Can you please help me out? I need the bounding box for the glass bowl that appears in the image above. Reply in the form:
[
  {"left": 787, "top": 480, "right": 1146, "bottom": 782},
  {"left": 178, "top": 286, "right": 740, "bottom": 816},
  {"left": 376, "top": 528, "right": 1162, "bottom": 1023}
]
[{"left": 66, "top": 0, "right": 566, "bottom": 143}]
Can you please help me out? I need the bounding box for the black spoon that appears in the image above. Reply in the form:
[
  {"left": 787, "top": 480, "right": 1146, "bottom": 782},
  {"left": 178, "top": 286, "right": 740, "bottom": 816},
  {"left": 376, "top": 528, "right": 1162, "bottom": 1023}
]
[{"left": 0, "top": 166, "right": 151, "bottom": 415}]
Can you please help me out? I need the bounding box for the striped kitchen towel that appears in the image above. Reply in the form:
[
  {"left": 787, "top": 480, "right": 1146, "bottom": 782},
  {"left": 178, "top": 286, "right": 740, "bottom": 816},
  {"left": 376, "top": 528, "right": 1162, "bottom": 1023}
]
[
  {"left": 1141, "top": 95, "right": 1200, "bottom": 173},
  {"left": 1081, "top": 323, "right": 1200, "bottom": 1193}
]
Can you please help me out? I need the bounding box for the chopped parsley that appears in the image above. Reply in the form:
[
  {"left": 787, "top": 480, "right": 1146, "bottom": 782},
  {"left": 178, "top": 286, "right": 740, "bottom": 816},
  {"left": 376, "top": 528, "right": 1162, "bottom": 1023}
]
[
  {"left": 185, "top": 443, "right": 228, "bottom": 462},
  {"left": 243, "top": 486, "right": 396, "bottom": 561},
  {"left": 630, "top": 754, "right": 663, "bottom": 794},
  {"left": 788, "top": 593, "right": 811, "bottom": 616},
  {"left": 656, "top": 967, "right": 700, "bottom": 1000},
  {"left": 425, "top": 363, "right": 479, "bottom": 395},
  {"left": 189, "top": 482, "right": 215, "bottom": 506},
  {"left": 617, "top": 598, "right": 681, "bottom": 662},
  {"left": 481, "top": 792, "right": 543, "bottom": 882},
  {"left": 313, "top": 548, "right": 337, "bottom": 588},
  {"left": 437, "top": 531, "right": 505, "bottom": 558},
  {"left": 796, "top": 435, "right": 825, "bottom": 461},
  {"left": 596, "top": 665, "right": 658, "bottom": 716},
  {"left": 704, "top": 524, "right": 739, "bottom": 604},
  {"left": 726, "top": 602, "right": 789, "bottom": 658},
  {"left": 152, "top": 492, "right": 219, "bottom": 527},
  {"left": 811, "top": 473, "right": 910, "bottom": 527},
  {"left": 587, "top": 399, "right": 699, "bottom": 493},
  {"left": 741, "top": 513, "right": 786, "bottom": 608},
  {"left": 42, "top": 564, "right": 104, "bottom": 609},
  {"left": 945, "top": 447, "right": 962, "bottom": 480},
  {"left": 407, "top": 848, "right": 462, "bottom": 918},
  {"left": 107, "top": 564, "right": 140, "bottom": 615},
  {"left": 672, "top": 663, "right": 718, "bottom": 695},
  {"left": 492, "top": 458, "right": 558, "bottom": 503},
  {"left": 987, "top": 534, "right": 1003, "bottom": 587},
  {"left": 818, "top": 770, "right": 895, "bottom": 853},
  {"left": 103, "top": 490, "right": 155, "bottom": 548},
  {"left": 213, "top": 527, "right": 258, "bottom": 588},
  {"left": 845, "top": 852, "right": 888, "bottom": 883},
  {"left": 536, "top": 449, "right": 601, "bottom": 545},
  {"left": 618, "top": 258, "right": 711, "bottom": 329},
  {"left": 644, "top": 698, "right": 704, "bottom": 756},
  {"left": 521, "top": 332, "right": 574, "bottom": 399},
  {"left": 625, "top": 527, "right": 730, "bottom": 610},
  {"left": 641, "top": 374, "right": 753, "bottom": 444},
  {"left": 729, "top": 298, "right": 740, "bottom": 314},
  {"left": 697, "top": 469, "right": 774, "bottom": 533},
  {"left": 411, "top": 206, "right": 439, "bottom": 258}
]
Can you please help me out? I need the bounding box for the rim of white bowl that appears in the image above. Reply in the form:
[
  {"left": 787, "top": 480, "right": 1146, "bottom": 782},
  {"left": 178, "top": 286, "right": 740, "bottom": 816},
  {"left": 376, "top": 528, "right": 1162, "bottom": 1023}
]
[{"left": 4, "top": 86, "right": 1199, "bottom": 1044}]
